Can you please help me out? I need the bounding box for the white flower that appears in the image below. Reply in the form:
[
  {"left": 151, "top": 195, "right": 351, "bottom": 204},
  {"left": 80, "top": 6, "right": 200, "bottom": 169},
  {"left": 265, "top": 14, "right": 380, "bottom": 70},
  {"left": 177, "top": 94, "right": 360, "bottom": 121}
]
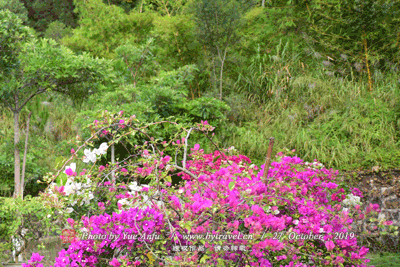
[
  {"left": 73, "top": 183, "right": 82, "bottom": 191},
  {"left": 319, "top": 228, "right": 325, "bottom": 233},
  {"left": 343, "top": 194, "right": 361, "bottom": 207},
  {"left": 274, "top": 210, "right": 280, "bottom": 215},
  {"left": 293, "top": 220, "right": 299, "bottom": 225},
  {"left": 342, "top": 207, "right": 349, "bottom": 212},
  {"left": 47, "top": 214, "right": 51, "bottom": 218},
  {"left": 118, "top": 199, "right": 131, "bottom": 206},
  {"left": 83, "top": 149, "right": 97, "bottom": 163},
  {"left": 142, "top": 195, "right": 149, "bottom": 203},
  {"left": 71, "top": 200, "right": 77, "bottom": 206},
  {"left": 178, "top": 189, "right": 184, "bottom": 194},
  {"left": 65, "top": 207, "right": 74, "bottom": 213},
  {"left": 88, "top": 192, "right": 94, "bottom": 200},
  {"left": 96, "top": 143, "right": 108, "bottom": 155},
  {"left": 64, "top": 179, "right": 74, "bottom": 195},
  {"left": 128, "top": 182, "right": 142, "bottom": 192}
]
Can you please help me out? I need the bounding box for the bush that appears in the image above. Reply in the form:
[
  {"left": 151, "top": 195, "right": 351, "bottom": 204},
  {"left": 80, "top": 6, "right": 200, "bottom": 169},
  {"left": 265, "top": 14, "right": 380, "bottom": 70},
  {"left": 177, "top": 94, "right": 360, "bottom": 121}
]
[{"left": 21, "top": 112, "right": 397, "bottom": 267}]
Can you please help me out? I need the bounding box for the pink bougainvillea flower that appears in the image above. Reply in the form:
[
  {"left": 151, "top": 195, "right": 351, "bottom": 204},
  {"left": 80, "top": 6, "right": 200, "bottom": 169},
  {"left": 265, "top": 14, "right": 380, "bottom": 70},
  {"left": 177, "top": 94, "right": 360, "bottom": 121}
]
[
  {"left": 325, "top": 240, "right": 335, "bottom": 251},
  {"left": 67, "top": 218, "right": 75, "bottom": 227},
  {"left": 109, "top": 258, "right": 121, "bottom": 267}
]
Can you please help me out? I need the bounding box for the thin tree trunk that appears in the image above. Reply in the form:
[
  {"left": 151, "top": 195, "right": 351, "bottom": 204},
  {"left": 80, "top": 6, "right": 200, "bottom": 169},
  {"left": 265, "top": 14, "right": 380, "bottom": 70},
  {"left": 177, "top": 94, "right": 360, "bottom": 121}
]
[
  {"left": 262, "top": 137, "right": 275, "bottom": 185},
  {"left": 212, "top": 57, "right": 217, "bottom": 92},
  {"left": 21, "top": 111, "right": 32, "bottom": 199},
  {"left": 262, "top": 0, "right": 265, "bottom": 7},
  {"left": 111, "top": 144, "right": 115, "bottom": 182},
  {"left": 363, "top": 34, "right": 373, "bottom": 92},
  {"left": 217, "top": 47, "right": 227, "bottom": 101},
  {"left": 13, "top": 100, "right": 21, "bottom": 199},
  {"left": 161, "top": 0, "right": 170, "bottom": 17}
]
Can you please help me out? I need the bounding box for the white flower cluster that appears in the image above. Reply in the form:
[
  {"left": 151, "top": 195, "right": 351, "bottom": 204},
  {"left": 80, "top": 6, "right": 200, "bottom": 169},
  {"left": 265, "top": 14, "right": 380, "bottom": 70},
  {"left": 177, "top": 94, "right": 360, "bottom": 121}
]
[
  {"left": 83, "top": 143, "right": 108, "bottom": 163},
  {"left": 227, "top": 146, "right": 236, "bottom": 153},
  {"left": 117, "top": 181, "right": 164, "bottom": 212},
  {"left": 263, "top": 206, "right": 280, "bottom": 215},
  {"left": 342, "top": 193, "right": 362, "bottom": 207},
  {"left": 304, "top": 161, "right": 324, "bottom": 170},
  {"left": 47, "top": 176, "right": 94, "bottom": 214}
]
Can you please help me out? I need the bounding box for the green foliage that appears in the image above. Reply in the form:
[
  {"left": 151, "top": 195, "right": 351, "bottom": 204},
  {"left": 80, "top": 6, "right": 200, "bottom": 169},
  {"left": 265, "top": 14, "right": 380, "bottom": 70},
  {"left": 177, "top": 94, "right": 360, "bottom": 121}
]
[
  {"left": 0, "top": 196, "right": 57, "bottom": 262},
  {"left": 0, "top": 0, "right": 28, "bottom": 23},
  {"left": 0, "top": 10, "right": 36, "bottom": 76},
  {"left": 102, "top": 0, "right": 140, "bottom": 14},
  {"left": 22, "top": 0, "right": 78, "bottom": 35},
  {"left": 189, "top": 0, "right": 254, "bottom": 56},
  {"left": 1, "top": 37, "right": 116, "bottom": 107},
  {"left": 44, "top": 21, "right": 73, "bottom": 42},
  {"left": 234, "top": 39, "right": 303, "bottom": 105},
  {"left": 366, "top": 252, "right": 400, "bottom": 266},
  {"left": 151, "top": 14, "right": 201, "bottom": 69},
  {"left": 305, "top": 0, "right": 400, "bottom": 80},
  {"left": 179, "top": 96, "right": 230, "bottom": 121},
  {"left": 132, "top": 0, "right": 190, "bottom": 16},
  {"left": 114, "top": 38, "right": 159, "bottom": 86},
  {"left": 62, "top": 0, "right": 155, "bottom": 59}
]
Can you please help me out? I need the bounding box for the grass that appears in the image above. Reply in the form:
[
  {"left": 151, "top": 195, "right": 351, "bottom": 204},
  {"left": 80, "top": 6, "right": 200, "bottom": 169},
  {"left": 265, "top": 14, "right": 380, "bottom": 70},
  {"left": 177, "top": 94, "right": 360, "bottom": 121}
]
[{"left": 366, "top": 252, "right": 400, "bottom": 267}]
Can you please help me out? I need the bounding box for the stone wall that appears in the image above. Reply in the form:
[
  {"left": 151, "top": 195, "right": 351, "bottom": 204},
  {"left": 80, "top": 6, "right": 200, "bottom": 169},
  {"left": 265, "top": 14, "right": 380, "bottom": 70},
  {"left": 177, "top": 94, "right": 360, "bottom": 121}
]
[{"left": 336, "top": 169, "right": 400, "bottom": 252}]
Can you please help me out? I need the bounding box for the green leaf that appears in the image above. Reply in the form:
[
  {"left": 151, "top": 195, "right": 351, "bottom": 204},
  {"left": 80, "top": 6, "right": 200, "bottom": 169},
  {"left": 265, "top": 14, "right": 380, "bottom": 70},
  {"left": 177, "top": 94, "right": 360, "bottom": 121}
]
[
  {"left": 200, "top": 255, "right": 210, "bottom": 263},
  {"left": 56, "top": 173, "right": 68, "bottom": 186},
  {"left": 228, "top": 181, "right": 235, "bottom": 191}
]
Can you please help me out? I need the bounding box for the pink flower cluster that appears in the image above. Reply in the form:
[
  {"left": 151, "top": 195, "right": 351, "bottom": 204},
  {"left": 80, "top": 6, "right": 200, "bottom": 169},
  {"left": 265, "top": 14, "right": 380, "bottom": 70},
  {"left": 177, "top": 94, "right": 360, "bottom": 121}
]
[{"left": 30, "top": 112, "right": 394, "bottom": 266}]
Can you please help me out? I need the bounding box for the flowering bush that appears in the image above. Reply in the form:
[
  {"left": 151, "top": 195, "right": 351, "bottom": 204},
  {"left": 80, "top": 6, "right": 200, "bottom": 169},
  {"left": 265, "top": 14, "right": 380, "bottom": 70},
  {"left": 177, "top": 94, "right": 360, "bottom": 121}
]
[{"left": 24, "top": 110, "right": 398, "bottom": 267}]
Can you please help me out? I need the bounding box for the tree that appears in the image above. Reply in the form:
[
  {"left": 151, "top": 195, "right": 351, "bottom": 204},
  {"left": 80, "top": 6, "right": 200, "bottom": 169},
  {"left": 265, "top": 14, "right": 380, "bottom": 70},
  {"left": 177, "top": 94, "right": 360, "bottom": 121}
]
[
  {"left": 0, "top": 0, "right": 29, "bottom": 23},
  {"left": 61, "top": 0, "right": 154, "bottom": 59},
  {"left": 189, "top": 0, "right": 254, "bottom": 100},
  {"left": 18, "top": 0, "right": 79, "bottom": 35},
  {"left": 114, "top": 38, "right": 156, "bottom": 88},
  {"left": 0, "top": 10, "right": 116, "bottom": 199}
]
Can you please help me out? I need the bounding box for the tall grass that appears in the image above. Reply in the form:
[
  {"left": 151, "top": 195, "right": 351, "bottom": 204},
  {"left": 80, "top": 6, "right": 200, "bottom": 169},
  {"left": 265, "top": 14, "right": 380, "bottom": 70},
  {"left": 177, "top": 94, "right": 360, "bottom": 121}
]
[{"left": 223, "top": 39, "right": 400, "bottom": 171}]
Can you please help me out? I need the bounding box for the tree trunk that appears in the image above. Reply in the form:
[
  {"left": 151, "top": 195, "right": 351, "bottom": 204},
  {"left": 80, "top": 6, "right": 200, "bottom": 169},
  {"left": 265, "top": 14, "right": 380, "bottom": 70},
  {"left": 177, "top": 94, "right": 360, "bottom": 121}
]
[
  {"left": 212, "top": 57, "right": 217, "bottom": 92},
  {"left": 217, "top": 47, "right": 227, "bottom": 101},
  {"left": 262, "top": 0, "right": 265, "bottom": 7},
  {"left": 21, "top": 111, "right": 32, "bottom": 199},
  {"left": 111, "top": 144, "right": 115, "bottom": 182},
  {"left": 363, "top": 33, "right": 373, "bottom": 92},
  {"left": 13, "top": 107, "right": 21, "bottom": 199}
]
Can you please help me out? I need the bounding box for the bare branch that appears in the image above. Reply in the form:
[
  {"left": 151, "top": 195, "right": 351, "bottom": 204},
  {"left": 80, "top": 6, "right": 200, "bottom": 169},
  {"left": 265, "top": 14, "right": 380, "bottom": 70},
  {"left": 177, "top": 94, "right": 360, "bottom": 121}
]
[{"left": 183, "top": 127, "right": 194, "bottom": 169}]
